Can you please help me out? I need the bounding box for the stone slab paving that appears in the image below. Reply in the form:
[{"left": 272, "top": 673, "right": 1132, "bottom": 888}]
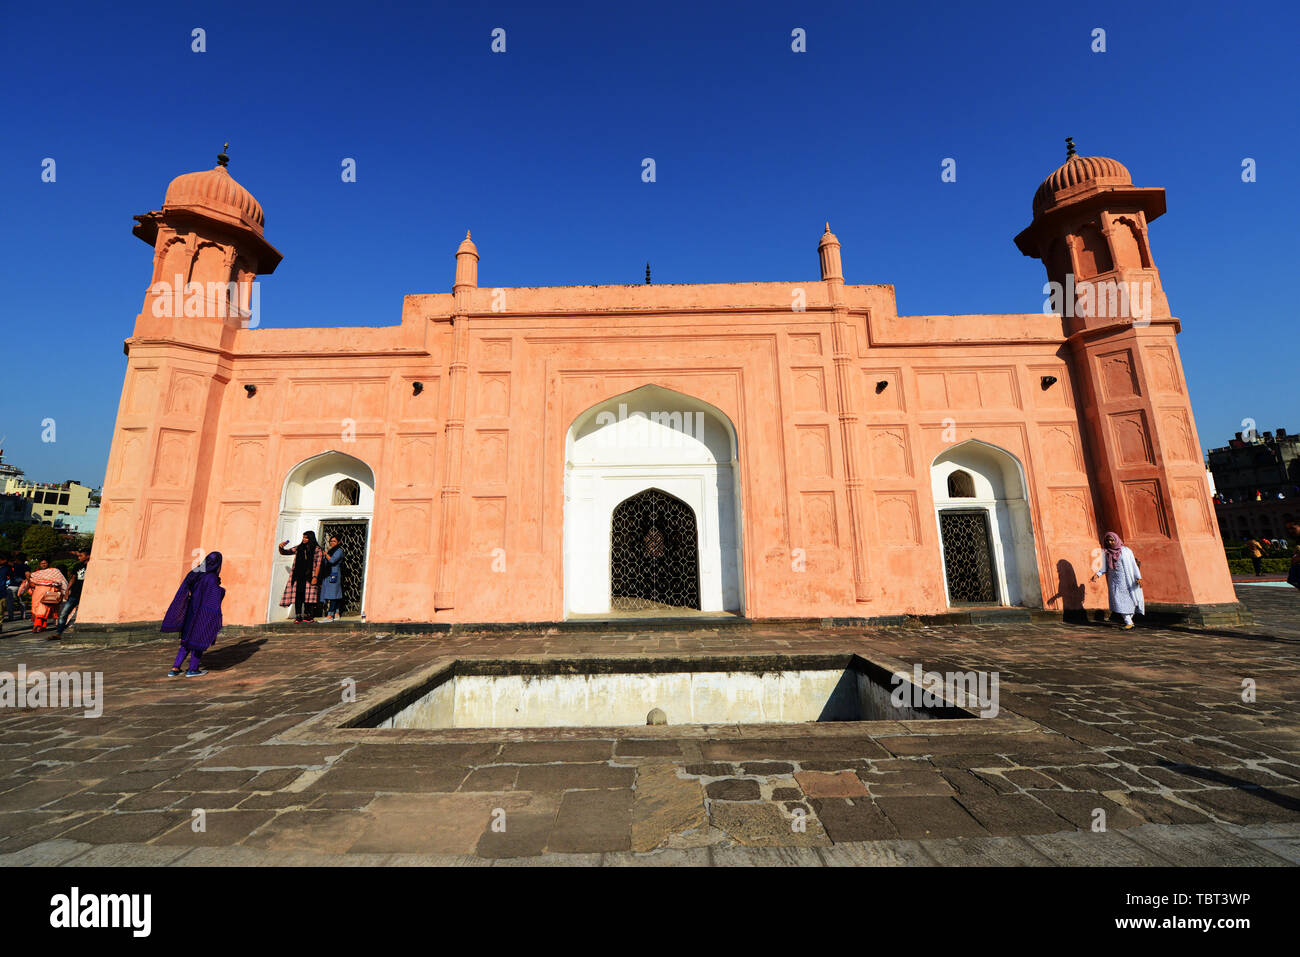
[
  {"left": 2, "top": 823, "right": 1295, "bottom": 866},
  {"left": 0, "top": 585, "right": 1297, "bottom": 865}
]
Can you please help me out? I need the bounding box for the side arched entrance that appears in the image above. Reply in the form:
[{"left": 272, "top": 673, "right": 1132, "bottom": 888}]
[
  {"left": 267, "top": 451, "right": 375, "bottom": 621},
  {"left": 931, "top": 440, "right": 1042, "bottom": 608}
]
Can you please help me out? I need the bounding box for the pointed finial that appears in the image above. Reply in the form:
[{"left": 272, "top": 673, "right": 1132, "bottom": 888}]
[
  {"left": 1065, "top": 136, "right": 1077, "bottom": 159},
  {"left": 217, "top": 142, "right": 230, "bottom": 167},
  {"left": 466, "top": 230, "right": 471, "bottom": 240},
  {"left": 645, "top": 262, "right": 651, "bottom": 285},
  {"left": 825, "top": 222, "right": 831, "bottom": 233}
]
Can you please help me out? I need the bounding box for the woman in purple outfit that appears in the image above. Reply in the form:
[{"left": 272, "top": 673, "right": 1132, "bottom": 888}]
[{"left": 162, "top": 551, "right": 225, "bottom": 677}]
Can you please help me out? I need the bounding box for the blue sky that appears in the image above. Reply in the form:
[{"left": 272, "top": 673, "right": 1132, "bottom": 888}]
[{"left": 1, "top": 0, "right": 1295, "bottom": 486}]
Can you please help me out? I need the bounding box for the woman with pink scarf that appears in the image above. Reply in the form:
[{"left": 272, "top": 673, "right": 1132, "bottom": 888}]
[
  {"left": 1090, "top": 531, "right": 1143, "bottom": 629},
  {"left": 17, "top": 559, "right": 68, "bottom": 634}
]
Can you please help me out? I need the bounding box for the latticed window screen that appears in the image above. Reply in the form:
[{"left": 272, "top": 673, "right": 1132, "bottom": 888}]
[
  {"left": 319, "top": 521, "right": 368, "bottom": 616},
  {"left": 939, "top": 509, "right": 998, "bottom": 604},
  {"left": 610, "top": 488, "right": 701, "bottom": 611}
]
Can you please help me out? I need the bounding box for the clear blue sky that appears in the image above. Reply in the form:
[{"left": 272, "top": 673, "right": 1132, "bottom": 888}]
[{"left": 2, "top": 0, "right": 1295, "bottom": 486}]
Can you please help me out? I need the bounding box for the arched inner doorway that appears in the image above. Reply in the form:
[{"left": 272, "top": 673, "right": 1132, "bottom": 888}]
[
  {"left": 931, "top": 441, "right": 1042, "bottom": 608},
  {"left": 267, "top": 451, "right": 375, "bottom": 621},
  {"left": 564, "top": 385, "right": 744, "bottom": 617},
  {"left": 610, "top": 488, "right": 701, "bottom": 611}
]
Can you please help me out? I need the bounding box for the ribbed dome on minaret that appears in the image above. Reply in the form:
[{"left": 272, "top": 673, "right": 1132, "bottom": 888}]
[
  {"left": 1032, "top": 139, "right": 1132, "bottom": 215},
  {"left": 162, "top": 149, "right": 266, "bottom": 234}
]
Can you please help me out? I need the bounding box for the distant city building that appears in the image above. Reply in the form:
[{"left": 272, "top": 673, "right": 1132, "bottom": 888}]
[
  {"left": 55, "top": 507, "right": 99, "bottom": 534},
  {"left": 1207, "top": 428, "right": 1299, "bottom": 540},
  {"left": 0, "top": 492, "right": 35, "bottom": 524},
  {"left": 0, "top": 453, "right": 99, "bottom": 526}
]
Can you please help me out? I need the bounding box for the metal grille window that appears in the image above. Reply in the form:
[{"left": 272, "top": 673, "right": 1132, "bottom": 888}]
[
  {"left": 319, "top": 521, "right": 369, "bottom": 616},
  {"left": 610, "top": 488, "right": 701, "bottom": 611},
  {"left": 939, "top": 509, "right": 998, "bottom": 604}
]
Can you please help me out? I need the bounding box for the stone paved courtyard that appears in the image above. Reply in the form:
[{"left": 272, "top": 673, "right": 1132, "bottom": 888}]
[{"left": 1, "top": 586, "right": 1298, "bottom": 866}]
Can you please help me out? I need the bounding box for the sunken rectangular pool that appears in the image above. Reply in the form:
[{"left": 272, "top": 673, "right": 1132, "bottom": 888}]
[{"left": 348, "top": 654, "right": 978, "bottom": 730}]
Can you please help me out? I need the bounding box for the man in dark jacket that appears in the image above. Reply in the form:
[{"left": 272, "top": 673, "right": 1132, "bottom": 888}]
[{"left": 55, "top": 550, "right": 90, "bottom": 638}]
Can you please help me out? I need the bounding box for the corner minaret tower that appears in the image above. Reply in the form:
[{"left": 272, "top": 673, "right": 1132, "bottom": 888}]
[
  {"left": 80, "top": 151, "right": 283, "bottom": 627},
  {"left": 1015, "top": 141, "right": 1239, "bottom": 620}
]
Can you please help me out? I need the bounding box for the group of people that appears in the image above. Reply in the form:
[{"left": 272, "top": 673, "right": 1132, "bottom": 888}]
[
  {"left": 1245, "top": 536, "right": 1292, "bottom": 576},
  {"left": 0, "top": 550, "right": 90, "bottom": 638},
  {"left": 155, "top": 524, "right": 1299, "bottom": 681},
  {"left": 278, "top": 532, "right": 346, "bottom": 622},
  {"left": 1213, "top": 487, "right": 1299, "bottom": 504}
]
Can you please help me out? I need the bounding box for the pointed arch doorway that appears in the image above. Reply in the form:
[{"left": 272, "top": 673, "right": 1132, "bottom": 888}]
[
  {"left": 267, "top": 451, "right": 375, "bottom": 621},
  {"left": 563, "top": 385, "right": 745, "bottom": 617},
  {"left": 931, "top": 440, "right": 1042, "bottom": 608}
]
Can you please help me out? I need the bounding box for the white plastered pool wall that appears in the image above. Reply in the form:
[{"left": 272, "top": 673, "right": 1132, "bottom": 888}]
[{"left": 366, "top": 656, "right": 974, "bottom": 730}]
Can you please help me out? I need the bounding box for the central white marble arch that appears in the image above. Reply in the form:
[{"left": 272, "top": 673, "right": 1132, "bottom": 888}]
[{"left": 563, "top": 385, "right": 745, "bottom": 617}]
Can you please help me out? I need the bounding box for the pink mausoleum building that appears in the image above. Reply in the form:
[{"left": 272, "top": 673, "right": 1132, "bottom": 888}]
[{"left": 78, "top": 146, "right": 1242, "bottom": 629}]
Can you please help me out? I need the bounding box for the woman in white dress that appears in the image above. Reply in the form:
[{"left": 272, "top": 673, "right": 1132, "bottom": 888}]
[{"left": 1091, "top": 531, "right": 1143, "bottom": 629}]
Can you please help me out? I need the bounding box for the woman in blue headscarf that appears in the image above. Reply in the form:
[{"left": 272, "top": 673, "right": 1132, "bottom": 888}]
[{"left": 162, "top": 551, "right": 225, "bottom": 677}]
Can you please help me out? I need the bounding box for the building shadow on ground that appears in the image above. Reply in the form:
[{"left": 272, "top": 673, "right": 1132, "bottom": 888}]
[
  {"left": 1160, "top": 762, "right": 1300, "bottom": 814},
  {"left": 202, "top": 638, "right": 266, "bottom": 671},
  {"left": 1158, "top": 625, "right": 1297, "bottom": 645}
]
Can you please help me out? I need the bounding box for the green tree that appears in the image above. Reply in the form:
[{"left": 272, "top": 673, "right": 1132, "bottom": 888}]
[
  {"left": 20, "top": 524, "right": 63, "bottom": 561},
  {"left": 0, "top": 521, "right": 31, "bottom": 554}
]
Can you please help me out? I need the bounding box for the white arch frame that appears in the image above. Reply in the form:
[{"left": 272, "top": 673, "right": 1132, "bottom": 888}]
[
  {"left": 930, "top": 439, "right": 1042, "bottom": 608},
  {"left": 563, "top": 385, "right": 745, "bottom": 617},
  {"left": 266, "top": 450, "right": 376, "bottom": 622}
]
